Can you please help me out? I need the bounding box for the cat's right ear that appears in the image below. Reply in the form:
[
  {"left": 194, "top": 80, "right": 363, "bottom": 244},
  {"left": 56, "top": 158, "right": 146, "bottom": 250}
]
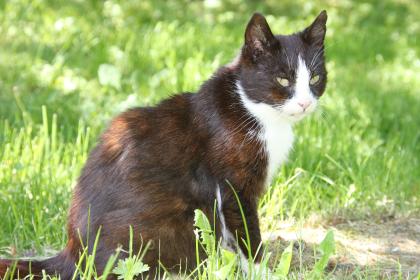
[
  {"left": 302, "top": 10, "right": 327, "bottom": 46},
  {"left": 243, "top": 13, "right": 276, "bottom": 61}
]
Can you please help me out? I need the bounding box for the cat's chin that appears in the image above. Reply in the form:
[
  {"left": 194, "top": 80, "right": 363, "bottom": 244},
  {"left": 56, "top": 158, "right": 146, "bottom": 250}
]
[
  {"left": 257, "top": 105, "right": 309, "bottom": 124},
  {"left": 278, "top": 111, "right": 312, "bottom": 123},
  {"left": 278, "top": 104, "right": 318, "bottom": 123},
  {"left": 290, "top": 114, "right": 308, "bottom": 123}
]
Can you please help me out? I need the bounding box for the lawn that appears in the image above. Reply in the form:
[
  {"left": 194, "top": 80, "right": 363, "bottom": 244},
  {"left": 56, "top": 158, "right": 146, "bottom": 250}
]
[{"left": 0, "top": 0, "right": 419, "bottom": 279}]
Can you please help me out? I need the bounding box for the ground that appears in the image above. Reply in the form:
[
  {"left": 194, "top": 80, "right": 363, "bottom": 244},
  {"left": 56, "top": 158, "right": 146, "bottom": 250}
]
[{"left": 266, "top": 215, "right": 420, "bottom": 278}]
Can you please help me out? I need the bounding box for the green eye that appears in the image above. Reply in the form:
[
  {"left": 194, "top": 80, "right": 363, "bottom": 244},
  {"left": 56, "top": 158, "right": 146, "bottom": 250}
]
[
  {"left": 276, "top": 77, "right": 289, "bottom": 87},
  {"left": 310, "top": 75, "right": 320, "bottom": 85}
]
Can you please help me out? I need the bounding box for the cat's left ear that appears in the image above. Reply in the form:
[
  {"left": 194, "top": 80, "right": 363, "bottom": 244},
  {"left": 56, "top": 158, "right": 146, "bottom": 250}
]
[
  {"left": 243, "top": 13, "right": 276, "bottom": 59},
  {"left": 302, "top": 10, "right": 327, "bottom": 46}
]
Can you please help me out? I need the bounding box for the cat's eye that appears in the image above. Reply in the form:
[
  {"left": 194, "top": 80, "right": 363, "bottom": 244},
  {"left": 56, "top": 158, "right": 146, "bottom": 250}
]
[
  {"left": 310, "top": 75, "right": 320, "bottom": 85},
  {"left": 276, "top": 77, "right": 289, "bottom": 87}
]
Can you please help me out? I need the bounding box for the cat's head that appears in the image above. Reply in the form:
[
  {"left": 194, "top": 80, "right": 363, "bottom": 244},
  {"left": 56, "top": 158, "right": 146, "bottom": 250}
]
[{"left": 237, "top": 11, "right": 327, "bottom": 123}]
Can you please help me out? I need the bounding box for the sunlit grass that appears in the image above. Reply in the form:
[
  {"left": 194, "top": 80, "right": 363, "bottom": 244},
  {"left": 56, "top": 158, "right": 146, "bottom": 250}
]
[{"left": 0, "top": 0, "right": 419, "bottom": 279}]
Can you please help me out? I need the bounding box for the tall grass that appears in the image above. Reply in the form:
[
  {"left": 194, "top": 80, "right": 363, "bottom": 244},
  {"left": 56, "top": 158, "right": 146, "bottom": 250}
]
[{"left": 2, "top": 209, "right": 336, "bottom": 279}]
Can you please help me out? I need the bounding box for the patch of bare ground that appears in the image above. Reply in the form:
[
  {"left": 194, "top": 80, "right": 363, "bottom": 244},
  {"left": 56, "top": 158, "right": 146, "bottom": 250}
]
[{"left": 264, "top": 215, "right": 420, "bottom": 279}]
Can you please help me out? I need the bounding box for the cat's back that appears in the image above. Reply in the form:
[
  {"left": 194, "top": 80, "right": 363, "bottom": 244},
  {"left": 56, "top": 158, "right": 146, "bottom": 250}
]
[
  {"left": 70, "top": 92, "right": 202, "bottom": 225},
  {"left": 99, "top": 93, "right": 199, "bottom": 163}
]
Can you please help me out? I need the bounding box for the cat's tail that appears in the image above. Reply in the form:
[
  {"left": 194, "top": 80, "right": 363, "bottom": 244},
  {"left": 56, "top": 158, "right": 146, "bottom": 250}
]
[
  {"left": 0, "top": 247, "right": 76, "bottom": 280},
  {"left": 0, "top": 258, "right": 52, "bottom": 279}
]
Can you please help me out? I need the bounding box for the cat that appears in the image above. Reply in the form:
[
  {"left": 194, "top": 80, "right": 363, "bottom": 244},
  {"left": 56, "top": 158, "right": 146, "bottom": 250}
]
[{"left": 0, "top": 11, "right": 327, "bottom": 279}]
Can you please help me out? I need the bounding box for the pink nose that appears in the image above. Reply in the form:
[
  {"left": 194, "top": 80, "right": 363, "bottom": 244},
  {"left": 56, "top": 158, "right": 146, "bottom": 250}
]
[{"left": 298, "top": 101, "right": 311, "bottom": 111}]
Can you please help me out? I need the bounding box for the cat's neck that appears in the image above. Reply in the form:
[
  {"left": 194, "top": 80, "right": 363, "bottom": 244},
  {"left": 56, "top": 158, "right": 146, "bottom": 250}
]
[{"left": 235, "top": 80, "right": 294, "bottom": 187}]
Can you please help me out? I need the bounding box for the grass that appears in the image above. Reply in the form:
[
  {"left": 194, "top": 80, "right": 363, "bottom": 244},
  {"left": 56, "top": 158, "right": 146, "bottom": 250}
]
[{"left": 0, "top": 0, "right": 419, "bottom": 279}]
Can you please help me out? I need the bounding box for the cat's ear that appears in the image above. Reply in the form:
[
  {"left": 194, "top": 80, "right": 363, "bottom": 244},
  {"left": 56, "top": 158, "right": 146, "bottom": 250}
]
[
  {"left": 243, "top": 13, "right": 276, "bottom": 58},
  {"left": 302, "top": 10, "right": 327, "bottom": 46}
]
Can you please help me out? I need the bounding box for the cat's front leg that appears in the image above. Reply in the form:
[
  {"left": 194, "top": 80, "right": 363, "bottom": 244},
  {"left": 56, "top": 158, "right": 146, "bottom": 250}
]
[{"left": 215, "top": 185, "right": 263, "bottom": 273}]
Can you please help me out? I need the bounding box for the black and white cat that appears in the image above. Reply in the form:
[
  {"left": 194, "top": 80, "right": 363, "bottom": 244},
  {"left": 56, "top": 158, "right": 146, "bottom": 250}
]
[
  {"left": 237, "top": 11, "right": 327, "bottom": 187},
  {"left": 0, "top": 11, "right": 327, "bottom": 279}
]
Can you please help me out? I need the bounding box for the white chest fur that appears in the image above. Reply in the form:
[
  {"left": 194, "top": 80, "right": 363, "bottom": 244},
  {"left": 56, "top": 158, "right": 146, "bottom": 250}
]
[
  {"left": 260, "top": 119, "right": 294, "bottom": 185},
  {"left": 236, "top": 82, "right": 294, "bottom": 186}
]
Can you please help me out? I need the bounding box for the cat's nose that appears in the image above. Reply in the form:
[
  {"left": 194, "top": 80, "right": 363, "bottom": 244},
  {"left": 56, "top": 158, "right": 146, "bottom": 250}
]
[{"left": 297, "top": 100, "right": 311, "bottom": 111}]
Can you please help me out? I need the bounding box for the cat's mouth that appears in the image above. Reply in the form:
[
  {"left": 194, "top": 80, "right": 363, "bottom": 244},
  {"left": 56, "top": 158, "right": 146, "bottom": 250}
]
[
  {"left": 285, "top": 108, "right": 315, "bottom": 122},
  {"left": 276, "top": 98, "right": 318, "bottom": 123},
  {"left": 286, "top": 102, "right": 317, "bottom": 122}
]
